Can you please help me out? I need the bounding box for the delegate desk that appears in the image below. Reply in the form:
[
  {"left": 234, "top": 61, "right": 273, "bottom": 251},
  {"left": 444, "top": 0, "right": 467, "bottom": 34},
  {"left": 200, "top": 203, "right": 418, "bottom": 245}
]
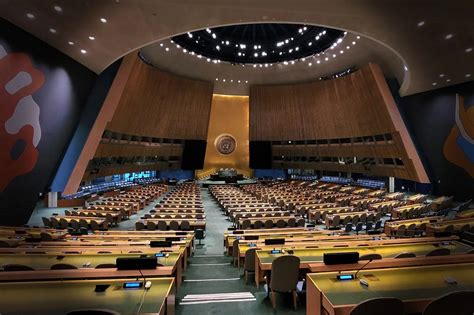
[
  {"left": 143, "top": 219, "right": 206, "bottom": 231},
  {"left": 0, "top": 252, "right": 183, "bottom": 288},
  {"left": 426, "top": 217, "right": 474, "bottom": 236},
  {"left": 306, "top": 263, "right": 474, "bottom": 315},
  {"left": 254, "top": 241, "right": 472, "bottom": 288},
  {"left": 0, "top": 277, "right": 175, "bottom": 315},
  {"left": 384, "top": 216, "right": 442, "bottom": 235}
]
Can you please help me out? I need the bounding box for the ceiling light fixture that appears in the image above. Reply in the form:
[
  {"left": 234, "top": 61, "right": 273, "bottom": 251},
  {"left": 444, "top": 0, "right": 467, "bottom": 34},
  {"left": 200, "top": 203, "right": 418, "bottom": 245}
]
[
  {"left": 53, "top": 5, "right": 62, "bottom": 12},
  {"left": 245, "top": 80, "right": 248, "bottom": 83},
  {"left": 445, "top": 34, "right": 453, "bottom": 40},
  {"left": 466, "top": 73, "right": 472, "bottom": 77},
  {"left": 80, "top": 49, "right": 87, "bottom": 54},
  {"left": 432, "top": 82, "right": 437, "bottom": 86},
  {"left": 466, "top": 48, "right": 473, "bottom": 53},
  {"left": 165, "top": 47, "right": 169, "bottom": 51},
  {"left": 417, "top": 21, "right": 425, "bottom": 27},
  {"left": 88, "top": 36, "right": 95, "bottom": 40},
  {"left": 100, "top": 17, "right": 107, "bottom": 23},
  {"left": 26, "top": 13, "right": 35, "bottom": 19},
  {"left": 49, "top": 28, "right": 57, "bottom": 34},
  {"left": 446, "top": 79, "right": 451, "bottom": 82},
  {"left": 439, "top": 74, "right": 445, "bottom": 78},
  {"left": 68, "top": 41, "right": 74, "bottom": 45}
]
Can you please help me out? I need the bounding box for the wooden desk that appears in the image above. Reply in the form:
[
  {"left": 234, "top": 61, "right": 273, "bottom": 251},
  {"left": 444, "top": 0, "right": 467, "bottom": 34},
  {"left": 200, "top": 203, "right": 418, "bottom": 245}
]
[
  {"left": 0, "top": 277, "right": 175, "bottom": 315},
  {"left": 0, "top": 252, "right": 183, "bottom": 288},
  {"left": 143, "top": 219, "right": 206, "bottom": 231},
  {"left": 254, "top": 241, "right": 472, "bottom": 288},
  {"left": 306, "top": 262, "right": 474, "bottom": 315}
]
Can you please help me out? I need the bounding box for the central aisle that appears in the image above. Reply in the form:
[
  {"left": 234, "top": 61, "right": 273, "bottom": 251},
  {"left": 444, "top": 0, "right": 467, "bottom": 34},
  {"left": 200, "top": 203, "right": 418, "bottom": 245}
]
[{"left": 175, "top": 188, "right": 306, "bottom": 315}]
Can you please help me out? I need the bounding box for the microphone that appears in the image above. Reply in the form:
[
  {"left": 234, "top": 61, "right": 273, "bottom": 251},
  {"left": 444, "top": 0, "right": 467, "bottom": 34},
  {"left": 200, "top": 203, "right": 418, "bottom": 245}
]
[{"left": 354, "top": 259, "right": 373, "bottom": 287}]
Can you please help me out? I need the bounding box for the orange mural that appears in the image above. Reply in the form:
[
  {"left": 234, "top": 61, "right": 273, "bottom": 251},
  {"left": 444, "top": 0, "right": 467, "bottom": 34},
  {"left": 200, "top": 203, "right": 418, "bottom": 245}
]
[{"left": 443, "top": 94, "right": 474, "bottom": 177}]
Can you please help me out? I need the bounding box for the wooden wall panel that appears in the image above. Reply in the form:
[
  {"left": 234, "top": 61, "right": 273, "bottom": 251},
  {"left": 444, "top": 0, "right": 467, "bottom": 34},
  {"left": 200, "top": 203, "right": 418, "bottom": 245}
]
[
  {"left": 250, "top": 64, "right": 396, "bottom": 141},
  {"left": 94, "top": 143, "right": 183, "bottom": 158},
  {"left": 107, "top": 54, "right": 213, "bottom": 140},
  {"left": 250, "top": 63, "right": 429, "bottom": 183}
]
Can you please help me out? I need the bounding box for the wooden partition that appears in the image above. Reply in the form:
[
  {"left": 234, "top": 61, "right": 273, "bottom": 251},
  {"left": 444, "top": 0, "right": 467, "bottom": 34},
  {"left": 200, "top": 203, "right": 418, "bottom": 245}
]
[
  {"left": 107, "top": 54, "right": 213, "bottom": 139},
  {"left": 250, "top": 63, "right": 429, "bottom": 183}
]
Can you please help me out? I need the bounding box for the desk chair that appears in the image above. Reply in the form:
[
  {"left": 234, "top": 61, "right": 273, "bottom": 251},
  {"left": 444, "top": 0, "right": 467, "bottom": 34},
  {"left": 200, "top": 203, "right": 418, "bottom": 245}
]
[
  {"left": 181, "top": 220, "right": 191, "bottom": 231},
  {"left": 422, "top": 290, "right": 474, "bottom": 315},
  {"left": 195, "top": 229, "right": 205, "bottom": 245},
  {"left": 232, "top": 239, "right": 240, "bottom": 267},
  {"left": 350, "top": 297, "right": 404, "bottom": 315},
  {"left": 147, "top": 221, "right": 157, "bottom": 231},
  {"left": 135, "top": 221, "right": 145, "bottom": 230},
  {"left": 426, "top": 248, "right": 451, "bottom": 257},
  {"left": 267, "top": 255, "right": 300, "bottom": 310},
  {"left": 241, "top": 219, "right": 251, "bottom": 230},
  {"left": 359, "top": 254, "right": 382, "bottom": 261},
  {"left": 169, "top": 221, "right": 180, "bottom": 231},
  {"left": 345, "top": 223, "right": 353, "bottom": 233},
  {"left": 297, "top": 218, "right": 305, "bottom": 227},
  {"left": 393, "top": 252, "right": 416, "bottom": 259},
  {"left": 158, "top": 221, "right": 168, "bottom": 231},
  {"left": 264, "top": 220, "right": 274, "bottom": 229},
  {"left": 287, "top": 218, "right": 296, "bottom": 227},
  {"left": 41, "top": 217, "right": 52, "bottom": 228},
  {"left": 95, "top": 264, "right": 117, "bottom": 269},
  {"left": 244, "top": 248, "right": 257, "bottom": 284},
  {"left": 254, "top": 220, "right": 263, "bottom": 229},
  {"left": 51, "top": 263, "right": 78, "bottom": 270},
  {"left": 276, "top": 219, "right": 286, "bottom": 228}
]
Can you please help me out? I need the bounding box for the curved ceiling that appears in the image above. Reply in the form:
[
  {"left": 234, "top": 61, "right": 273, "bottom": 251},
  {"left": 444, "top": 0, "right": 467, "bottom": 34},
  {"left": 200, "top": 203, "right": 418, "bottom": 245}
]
[
  {"left": 1, "top": 0, "right": 473, "bottom": 96},
  {"left": 140, "top": 30, "right": 404, "bottom": 95},
  {"left": 171, "top": 23, "right": 344, "bottom": 64}
]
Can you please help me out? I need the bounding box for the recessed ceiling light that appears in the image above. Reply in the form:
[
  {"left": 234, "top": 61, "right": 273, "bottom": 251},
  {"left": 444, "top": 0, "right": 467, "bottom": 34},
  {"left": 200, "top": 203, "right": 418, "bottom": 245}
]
[
  {"left": 100, "top": 17, "right": 107, "bottom": 23},
  {"left": 215, "top": 78, "right": 218, "bottom": 81},
  {"left": 80, "top": 49, "right": 87, "bottom": 54},
  {"left": 317, "top": 60, "right": 320, "bottom": 64},
  {"left": 165, "top": 47, "right": 169, "bottom": 51},
  {"left": 49, "top": 28, "right": 57, "bottom": 34},
  {"left": 404, "top": 65, "right": 408, "bottom": 71},
  {"left": 466, "top": 73, "right": 472, "bottom": 77},
  {"left": 417, "top": 21, "right": 425, "bottom": 27},
  {"left": 466, "top": 48, "right": 473, "bottom": 53},
  {"left": 26, "top": 13, "right": 35, "bottom": 19},
  {"left": 54, "top": 5, "right": 62, "bottom": 12},
  {"left": 308, "top": 63, "right": 312, "bottom": 66},
  {"left": 340, "top": 50, "right": 344, "bottom": 54},
  {"left": 238, "top": 80, "right": 241, "bottom": 83},
  {"left": 325, "top": 57, "right": 329, "bottom": 61},
  {"left": 68, "top": 41, "right": 74, "bottom": 45},
  {"left": 230, "top": 80, "right": 234, "bottom": 82},
  {"left": 446, "top": 79, "right": 451, "bottom": 82},
  {"left": 223, "top": 79, "right": 226, "bottom": 82},
  {"left": 439, "top": 74, "right": 445, "bottom": 78},
  {"left": 356, "top": 36, "right": 360, "bottom": 39},
  {"left": 160, "top": 43, "right": 163, "bottom": 47},
  {"left": 88, "top": 36, "right": 95, "bottom": 40},
  {"left": 245, "top": 80, "right": 248, "bottom": 83},
  {"left": 352, "top": 41, "right": 356, "bottom": 45},
  {"left": 432, "top": 82, "right": 437, "bottom": 86},
  {"left": 445, "top": 34, "right": 453, "bottom": 40}
]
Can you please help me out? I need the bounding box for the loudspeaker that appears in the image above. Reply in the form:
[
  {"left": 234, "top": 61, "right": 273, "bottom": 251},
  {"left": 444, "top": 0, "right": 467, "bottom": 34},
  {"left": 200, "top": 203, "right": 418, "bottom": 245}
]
[
  {"left": 181, "top": 140, "right": 206, "bottom": 170},
  {"left": 249, "top": 141, "right": 272, "bottom": 169},
  {"left": 116, "top": 257, "right": 157, "bottom": 270},
  {"left": 165, "top": 237, "right": 181, "bottom": 242},
  {"left": 323, "top": 252, "right": 359, "bottom": 265},
  {"left": 264, "top": 238, "right": 285, "bottom": 245}
]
